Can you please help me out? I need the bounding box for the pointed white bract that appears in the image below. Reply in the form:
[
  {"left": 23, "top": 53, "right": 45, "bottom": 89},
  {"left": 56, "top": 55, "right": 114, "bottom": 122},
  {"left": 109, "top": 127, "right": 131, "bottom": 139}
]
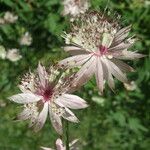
[
  {"left": 9, "top": 63, "right": 88, "bottom": 134},
  {"left": 62, "top": 0, "right": 89, "bottom": 20},
  {"left": 58, "top": 11, "right": 145, "bottom": 93},
  {"left": 41, "top": 138, "right": 79, "bottom": 150}
]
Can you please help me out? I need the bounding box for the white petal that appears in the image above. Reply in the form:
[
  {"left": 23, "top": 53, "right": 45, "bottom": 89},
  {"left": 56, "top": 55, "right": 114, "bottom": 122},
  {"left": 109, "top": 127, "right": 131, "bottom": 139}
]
[
  {"left": 118, "top": 50, "right": 145, "bottom": 60},
  {"left": 95, "top": 57, "right": 104, "bottom": 93},
  {"left": 49, "top": 104, "right": 63, "bottom": 135},
  {"left": 115, "top": 26, "right": 131, "bottom": 37},
  {"left": 62, "top": 107, "right": 79, "bottom": 123},
  {"left": 9, "top": 93, "right": 41, "bottom": 104},
  {"left": 58, "top": 54, "right": 92, "bottom": 68},
  {"left": 64, "top": 46, "right": 87, "bottom": 55},
  {"left": 112, "top": 25, "right": 131, "bottom": 46},
  {"left": 41, "top": 147, "right": 53, "bottom": 150},
  {"left": 58, "top": 94, "right": 88, "bottom": 109},
  {"left": 73, "top": 56, "right": 96, "bottom": 87},
  {"left": 34, "top": 102, "right": 48, "bottom": 132},
  {"left": 17, "top": 109, "right": 31, "bottom": 120},
  {"left": 108, "top": 42, "right": 132, "bottom": 51},
  {"left": 101, "top": 58, "right": 115, "bottom": 90},
  {"left": 56, "top": 139, "right": 65, "bottom": 150},
  {"left": 69, "top": 139, "right": 79, "bottom": 150},
  {"left": 107, "top": 59, "right": 128, "bottom": 83},
  {"left": 111, "top": 58, "right": 135, "bottom": 72},
  {"left": 64, "top": 46, "right": 82, "bottom": 51},
  {"left": 37, "top": 63, "right": 48, "bottom": 87}
]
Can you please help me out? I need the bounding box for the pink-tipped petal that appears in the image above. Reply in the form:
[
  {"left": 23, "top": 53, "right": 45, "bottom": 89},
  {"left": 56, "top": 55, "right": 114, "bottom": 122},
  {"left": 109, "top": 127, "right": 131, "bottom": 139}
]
[
  {"left": 49, "top": 104, "right": 63, "bottom": 135},
  {"left": 117, "top": 50, "right": 146, "bottom": 60},
  {"left": 111, "top": 58, "right": 135, "bottom": 72},
  {"left": 9, "top": 93, "right": 41, "bottom": 104},
  {"left": 113, "top": 25, "right": 131, "bottom": 45},
  {"left": 108, "top": 42, "right": 133, "bottom": 51},
  {"left": 69, "top": 139, "right": 79, "bottom": 150},
  {"left": 95, "top": 57, "right": 104, "bottom": 94},
  {"left": 56, "top": 139, "right": 65, "bottom": 150},
  {"left": 38, "top": 63, "right": 48, "bottom": 87},
  {"left": 34, "top": 102, "right": 48, "bottom": 132},
  {"left": 101, "top": 59, "right": 115, "bottom": 90},
  {"left": 41, "top": 147, "right": 53, "bottom": 150},
  {"left": 59, "top": 94, "right": 88, "bottom": 109},
  {"left": 58, "top": 54, "right": 92, "bottom": 68},
  {"left": 107, "top": 59, "right": 128, "bottom": 83},
  {"left": 64, "top": 46, "right": 82, "bottom": 51},
  {"left": 62, "top": 107, "right": 79, "bottom": 123},
  {"left": 73, "top": 56, "right": 96, "bottom": 87},
  {"left": 64, "top": 46, "right": 90, "bottom": 55},
  {"left": 17, "top": 109, "right": 32, "bottom": 120}
]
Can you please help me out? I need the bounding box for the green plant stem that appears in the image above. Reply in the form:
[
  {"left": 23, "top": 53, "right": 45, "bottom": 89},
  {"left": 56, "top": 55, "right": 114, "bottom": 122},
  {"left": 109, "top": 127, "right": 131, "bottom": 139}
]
[{"left": 66, "top": 121, "right": 70, "bottom": 150}]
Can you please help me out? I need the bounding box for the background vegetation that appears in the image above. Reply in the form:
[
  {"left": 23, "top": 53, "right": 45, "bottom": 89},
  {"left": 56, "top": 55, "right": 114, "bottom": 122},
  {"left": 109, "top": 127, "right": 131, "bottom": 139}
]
[{"left": 0, "top": 0, "right": 149, "bottom": 149}]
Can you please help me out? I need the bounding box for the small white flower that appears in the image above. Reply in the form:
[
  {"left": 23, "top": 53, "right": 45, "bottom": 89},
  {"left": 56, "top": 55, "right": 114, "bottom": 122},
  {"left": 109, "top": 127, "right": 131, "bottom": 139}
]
[
  {"left": 6, "top": 48, "right": 22, "bottom": 62},
  {"left": 0, "top": 45, "right": 6, "bottom": 59},
  {"left": 9, "top": 63, "right": 88, "bottom": 134},
  {"left": 4, "top": 11, "right": 18, "bottom": 23},
  {"left": 62, "top": 0, "right": 89, "bottom": 19},
  {"left": 20, "top": 32, "right": 32, "bottom": 46}
]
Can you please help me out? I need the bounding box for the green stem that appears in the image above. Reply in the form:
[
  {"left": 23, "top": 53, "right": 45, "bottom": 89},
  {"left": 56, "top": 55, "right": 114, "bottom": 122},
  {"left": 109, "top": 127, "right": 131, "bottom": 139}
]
[{"left": 65, "top": 120, "right": 70, "bottom": 150}]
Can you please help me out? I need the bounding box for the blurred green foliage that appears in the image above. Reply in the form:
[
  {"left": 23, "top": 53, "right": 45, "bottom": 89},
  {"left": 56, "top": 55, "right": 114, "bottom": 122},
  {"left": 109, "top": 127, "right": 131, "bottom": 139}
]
[{"left": 0, "top": 0, "right": 149, "bottom": 149}]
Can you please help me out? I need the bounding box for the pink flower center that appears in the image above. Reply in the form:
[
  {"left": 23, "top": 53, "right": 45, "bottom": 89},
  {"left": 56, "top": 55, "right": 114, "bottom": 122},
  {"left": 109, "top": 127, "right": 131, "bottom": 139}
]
[
  {"left": 43, "top": 87, "right": 53, "bottom": 101},
  {"left": 92, "top": 45, "right": 108, "bottom": 56},
  {"left": 37, "top": 85, "right": 54, "bottom": 102},
  {"left": 99, "top": 45, "right": 108, "bottom": 55}
]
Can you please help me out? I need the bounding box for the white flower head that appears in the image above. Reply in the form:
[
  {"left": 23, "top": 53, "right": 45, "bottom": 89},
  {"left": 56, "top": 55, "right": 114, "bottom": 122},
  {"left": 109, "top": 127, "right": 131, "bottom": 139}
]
[
  {"left": 59, "top": 11, "right": 145, "bottom": 94},
  {"left": 20, "top": 32, "right": 32, "bottom": 46},
  {"left": 9, "top": 63, "right": 88, "bottom": 134},
  {"left": 62, "top": 0, "right": 89, "bottom": 19},
  {"left": 4, "top": 11, "right": 18, "bottom": 23},
  {"left": 6, "top": 48, "right": 22, "bottom": 62},
  {"left": 41, "top": 138, "right": 79, "bottom": 150},
  {"left": 0, "top": 45, "right": 6, "bottom": 59}
]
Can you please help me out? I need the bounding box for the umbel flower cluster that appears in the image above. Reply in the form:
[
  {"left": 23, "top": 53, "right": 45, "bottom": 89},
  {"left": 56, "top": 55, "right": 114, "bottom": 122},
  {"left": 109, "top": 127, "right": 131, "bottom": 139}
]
[
  {"left": 60, "top": 11, "right": 144, "bottom": 93},
  {"left": 9, "top": 9, "right": 144, "bottom": 149},
  {"left": 9, "top": 63, "right": 88, "bottom": 134}
]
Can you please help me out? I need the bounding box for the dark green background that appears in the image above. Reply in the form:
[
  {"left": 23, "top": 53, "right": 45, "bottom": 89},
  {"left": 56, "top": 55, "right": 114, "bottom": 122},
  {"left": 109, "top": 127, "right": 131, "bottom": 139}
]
[{"left": 0, "top": 0, "right": 149, "bottom": 149}]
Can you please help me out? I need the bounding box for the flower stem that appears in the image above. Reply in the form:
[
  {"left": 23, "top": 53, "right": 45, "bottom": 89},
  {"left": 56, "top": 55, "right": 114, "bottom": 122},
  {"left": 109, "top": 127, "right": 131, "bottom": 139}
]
[{"left": 65, "top": 120, "right": 70, "bottom": 150}]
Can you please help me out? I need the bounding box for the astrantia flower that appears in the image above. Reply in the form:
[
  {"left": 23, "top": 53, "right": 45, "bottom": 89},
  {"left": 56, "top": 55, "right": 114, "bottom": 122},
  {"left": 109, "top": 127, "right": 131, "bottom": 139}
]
[
  {"left": 62, "top": 0, "right": 89, "bottom": 19},
  {"left": 58, "top": 11, "right": 144, "bottom": 93},
  {"left": 9, "top": 63, "right": 88, "bottom": 134},
  {"left": 41, "top": 138, "right": 79, "bottom": 150}
]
